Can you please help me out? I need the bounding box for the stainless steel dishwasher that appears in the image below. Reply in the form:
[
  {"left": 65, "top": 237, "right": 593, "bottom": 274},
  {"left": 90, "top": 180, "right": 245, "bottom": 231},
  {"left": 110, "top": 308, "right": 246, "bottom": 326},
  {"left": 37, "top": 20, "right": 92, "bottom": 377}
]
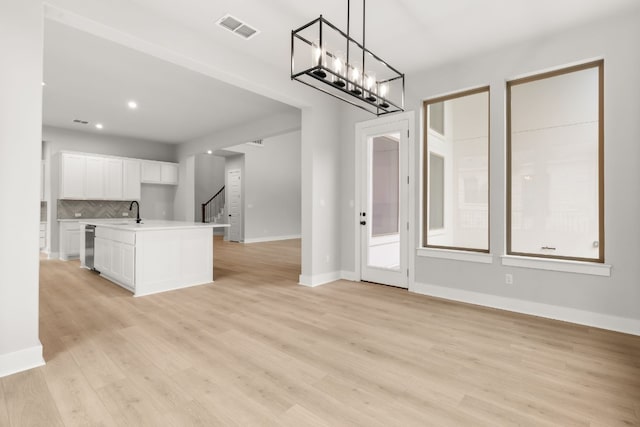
[{"left": 85, "top": 224, "right": 97, "bottom": 271}]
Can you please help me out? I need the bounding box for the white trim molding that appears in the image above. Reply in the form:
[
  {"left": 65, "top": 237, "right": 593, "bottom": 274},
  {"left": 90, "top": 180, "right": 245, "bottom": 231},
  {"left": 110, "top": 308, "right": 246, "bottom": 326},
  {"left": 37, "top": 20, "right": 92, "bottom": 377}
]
[
  {"left": 340, "top": 271, "right": 358, "bottom": 281},
  {"left": 0, "top": 344, "right": 45, "bottom": 378},
  {"left": 299, "top": 271, "right": 341, "bottom": 287},
  {"left": 418, "top": 248, "right": 494, "bottom": 264},
  {"left": 501, "top": 255, "right": 611, "bottom": 276},
  {"left": 243, "top": 234, "right": 301, "bottom": 244},
  {"left": 411, "top": 281, "right": 640, "bottom": 336}
]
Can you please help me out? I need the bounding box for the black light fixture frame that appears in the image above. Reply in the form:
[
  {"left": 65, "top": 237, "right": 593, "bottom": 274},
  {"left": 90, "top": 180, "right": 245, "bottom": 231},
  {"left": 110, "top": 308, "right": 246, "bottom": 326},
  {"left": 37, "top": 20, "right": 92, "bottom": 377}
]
[{"left": 290, "top": 1, "right": 405, "bottom": 116}]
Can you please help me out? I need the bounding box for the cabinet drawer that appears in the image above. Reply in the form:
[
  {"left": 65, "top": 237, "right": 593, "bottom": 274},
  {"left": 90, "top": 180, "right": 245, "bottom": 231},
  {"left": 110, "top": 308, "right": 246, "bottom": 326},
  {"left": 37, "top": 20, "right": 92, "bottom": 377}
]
[
  {"left": 63, "top": 222, "right": 82, "bottom": 231},
  {"left": 95, "top": 227, "right": 135, "bottom": 245},
  {"left": 95, "top": 227, "right": 112, "bottom": 240},
  {"left": 112, "top": 230, "right": 135, "bottom": 245}
]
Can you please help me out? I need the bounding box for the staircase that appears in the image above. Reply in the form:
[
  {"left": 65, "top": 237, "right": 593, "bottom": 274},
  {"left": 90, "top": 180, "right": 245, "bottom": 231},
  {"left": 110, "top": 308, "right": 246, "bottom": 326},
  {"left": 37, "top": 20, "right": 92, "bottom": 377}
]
[{"left": 202, "top": 186, "right": 225, "bottom": 223}]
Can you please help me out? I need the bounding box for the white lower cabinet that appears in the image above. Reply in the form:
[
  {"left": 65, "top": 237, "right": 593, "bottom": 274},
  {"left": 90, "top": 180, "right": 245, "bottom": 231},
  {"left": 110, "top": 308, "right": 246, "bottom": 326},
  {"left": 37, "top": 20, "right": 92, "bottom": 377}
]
[
  {"left": 95, "top": 227, "right": 135, "bottom": 291},
  {"left": 59, "top": 221, "right": 81, "bottom": 259},
  {"left": 40, "top": 222, "right": 47, "bottom": 250}
]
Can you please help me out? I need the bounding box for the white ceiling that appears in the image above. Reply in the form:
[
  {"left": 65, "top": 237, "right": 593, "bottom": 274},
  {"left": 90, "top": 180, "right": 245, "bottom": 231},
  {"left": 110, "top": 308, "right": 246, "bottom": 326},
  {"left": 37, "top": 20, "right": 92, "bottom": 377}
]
[
  {"left": 42, "top": 20, "right": 298, "bottom": 144},
  {"left": 43, "top": 0, "right": 640, "bottom": 144},
  {"left": 129, "top": 0, "right": 639, "bottom": 73}
]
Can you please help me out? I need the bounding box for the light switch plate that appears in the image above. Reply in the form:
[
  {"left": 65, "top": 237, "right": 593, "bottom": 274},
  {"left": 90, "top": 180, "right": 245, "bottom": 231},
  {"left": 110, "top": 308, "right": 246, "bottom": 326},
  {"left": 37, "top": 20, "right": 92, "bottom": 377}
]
[{"left": 74, "top": 213, "right": 82, "bottom": 217}]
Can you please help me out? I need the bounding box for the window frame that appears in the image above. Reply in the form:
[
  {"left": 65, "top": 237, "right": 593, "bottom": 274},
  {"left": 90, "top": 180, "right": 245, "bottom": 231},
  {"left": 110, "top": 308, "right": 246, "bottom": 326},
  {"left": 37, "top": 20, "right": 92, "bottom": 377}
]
[
  {"left": 422, "top": 85, "right": 491, "bottom": 253},
  {"left": 506, "top": 59, "right": 604, "bottom": 263}
]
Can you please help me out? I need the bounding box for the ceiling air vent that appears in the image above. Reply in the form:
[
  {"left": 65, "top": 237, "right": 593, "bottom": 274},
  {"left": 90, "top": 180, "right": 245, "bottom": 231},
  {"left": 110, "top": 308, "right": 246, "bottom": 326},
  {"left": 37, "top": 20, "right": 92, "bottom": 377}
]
[
  {"left": 246, "top": 139, "right": 264, "bottom": 147},
  {"left": 73, "top": 119, "right": 89, "bottom": 125},
  {"left": 217, "top": 14, "right": 260, "bottom": 40}
]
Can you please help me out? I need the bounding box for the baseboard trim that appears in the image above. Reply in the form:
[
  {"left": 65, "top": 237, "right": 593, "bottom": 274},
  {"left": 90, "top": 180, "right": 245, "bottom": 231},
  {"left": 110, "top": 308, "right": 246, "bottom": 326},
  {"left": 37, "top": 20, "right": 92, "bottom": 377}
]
[
  {"left": 411, "top": 282, "right": 640, "bottom": 336},
  {"left": 0, "top": 344, "right": 45, "bottom": 378},
  {"left": 299, "top": 271, "right": 341, "bottom": 287},
  {"left": 340, "top": 271, "right": 358, "bottom": 281},
  {"left": 244, "top": 234, "right": 301, "bottom": 244}
]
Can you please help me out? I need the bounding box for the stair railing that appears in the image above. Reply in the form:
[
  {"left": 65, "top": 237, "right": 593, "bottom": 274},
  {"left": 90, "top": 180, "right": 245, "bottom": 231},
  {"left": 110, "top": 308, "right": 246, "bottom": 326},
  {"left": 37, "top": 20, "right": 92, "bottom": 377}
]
[{"left": 201, "top": 186, "right": 225, "bottom": 223}]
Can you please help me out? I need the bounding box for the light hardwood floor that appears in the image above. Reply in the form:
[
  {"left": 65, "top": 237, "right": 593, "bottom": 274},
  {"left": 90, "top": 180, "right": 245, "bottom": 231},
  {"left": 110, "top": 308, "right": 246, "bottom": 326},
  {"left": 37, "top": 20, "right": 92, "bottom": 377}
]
[{"left": 2, "top": 237, "right": 640, "bottom": 426}]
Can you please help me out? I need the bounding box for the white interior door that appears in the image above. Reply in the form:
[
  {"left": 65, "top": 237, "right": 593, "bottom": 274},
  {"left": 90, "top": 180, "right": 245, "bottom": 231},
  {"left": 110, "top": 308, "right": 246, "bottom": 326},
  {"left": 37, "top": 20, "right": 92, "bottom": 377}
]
[
  {"left": 227, "top": 169, "right": 242, "bottom": 242},
  {"left": 359, "top": 120, "right": 409, "bottom": 288}
]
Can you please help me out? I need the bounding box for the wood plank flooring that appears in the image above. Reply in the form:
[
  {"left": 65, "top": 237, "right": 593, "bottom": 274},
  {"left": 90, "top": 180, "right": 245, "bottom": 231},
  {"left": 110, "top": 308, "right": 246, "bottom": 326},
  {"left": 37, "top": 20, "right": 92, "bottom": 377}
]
[{"left": 2, "top": 236, "right": 640, "bottom": 426}]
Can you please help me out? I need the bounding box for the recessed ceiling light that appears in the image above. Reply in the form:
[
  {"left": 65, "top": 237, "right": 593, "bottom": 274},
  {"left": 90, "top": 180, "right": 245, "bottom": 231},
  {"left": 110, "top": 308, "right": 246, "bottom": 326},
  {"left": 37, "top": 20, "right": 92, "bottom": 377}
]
[
  {"left": 207, "top": 150, "right": 213, "bottom": 154},
  {"left": 41, "top": 82, "right": 46, "bottom": 86},
  {"left": 127, "top": 101, "right": 138, "bottom": 109},
  {"left": 95, "top": 123, "right": 104, "bottom": 129}
]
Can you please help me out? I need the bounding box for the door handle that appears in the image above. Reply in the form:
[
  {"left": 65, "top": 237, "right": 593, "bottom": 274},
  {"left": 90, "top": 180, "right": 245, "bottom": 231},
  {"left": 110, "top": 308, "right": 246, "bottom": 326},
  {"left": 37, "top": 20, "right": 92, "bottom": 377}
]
[
  {"left": 360, "top": 221, "right": 366, "bottom": 225},
  {"left": 229, "top": 214, "right": 232, "bottom": 217}
]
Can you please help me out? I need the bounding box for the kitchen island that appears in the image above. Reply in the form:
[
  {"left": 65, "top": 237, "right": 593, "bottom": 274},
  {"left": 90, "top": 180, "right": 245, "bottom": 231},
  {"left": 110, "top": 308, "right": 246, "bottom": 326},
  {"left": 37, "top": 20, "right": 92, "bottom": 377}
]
[{"left": 80, "top": 220, "right": 229, "bottom": 296}]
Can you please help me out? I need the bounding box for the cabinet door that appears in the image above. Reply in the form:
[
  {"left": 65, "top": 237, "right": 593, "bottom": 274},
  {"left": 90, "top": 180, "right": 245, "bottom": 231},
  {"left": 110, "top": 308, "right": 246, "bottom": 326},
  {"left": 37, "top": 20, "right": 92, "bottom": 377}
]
[
  {"left": 141, "top": 161, "right": 161, "bottom": 183},
  {"left": 60, "top": 154, "right": 85, "bottom": 199},
  {"left": 111, "top": 242, "right": 124, "bottom": 281},
  {"left": 94, "top": 237, "right": 106, "bottom": 272},
  {"left": 121, "top": 244, "right": 135, "bottom": 288},
  {"left": 160, "top": 163, "right": 178, "bottom": 184},
  {"left": 105, "top": 158, "right": 124, "bottom": 200},
  {"left": 66, "top": 229, "right": 81, "bottom": 257},
  {"left": 123, "top": 160, "right": 141, "bottom": 200},
  {"left": 85, "top": 156, "right": 105, "bottom": 199}
]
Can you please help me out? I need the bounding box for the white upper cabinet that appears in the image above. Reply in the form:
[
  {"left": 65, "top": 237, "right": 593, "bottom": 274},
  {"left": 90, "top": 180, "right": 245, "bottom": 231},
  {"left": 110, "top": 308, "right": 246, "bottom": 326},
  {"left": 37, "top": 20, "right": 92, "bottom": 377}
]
[
  {"left": 105, "top": 158, "right": 124, "bottom": 200},
  {"left": 60, "top": 153, "right": 86, "bottom": 199},
  {"left": 123, "top": 159, "right": 141, "bottom": 200},
  {"left": 85, "top": 156, "right": 106, "bottom": 199},
  {"left": 141, "top": 161, "right": 162, "bottom": 183},
  {"left": 141, "top": 160, "right": 178, "bottom": 185},
  {"left": 60, "top": 152, "right": 178, "bottom": 200},
  {"left": 160, "top": 162, "right": 178, "bottom": 185}
]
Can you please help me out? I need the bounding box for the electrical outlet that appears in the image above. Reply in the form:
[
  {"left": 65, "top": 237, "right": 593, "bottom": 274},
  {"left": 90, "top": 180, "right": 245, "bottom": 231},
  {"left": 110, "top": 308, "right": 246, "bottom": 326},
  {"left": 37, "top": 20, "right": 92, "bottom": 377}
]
[
  {"left": 505, "top": 273, "right": 513, "bottom": 285},
  {"left": 122, "top": 212, "right": 128, "bottom": 217},
  {"left": 74, "top": 212, "right": 82, "bottom": 217}
]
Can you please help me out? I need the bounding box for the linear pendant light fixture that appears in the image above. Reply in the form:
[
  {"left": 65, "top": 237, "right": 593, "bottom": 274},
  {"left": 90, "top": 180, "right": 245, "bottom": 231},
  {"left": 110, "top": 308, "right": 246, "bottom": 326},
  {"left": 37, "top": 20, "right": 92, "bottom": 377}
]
[{"left": 291, "top": 0, "right": 404, "bottom": 116}]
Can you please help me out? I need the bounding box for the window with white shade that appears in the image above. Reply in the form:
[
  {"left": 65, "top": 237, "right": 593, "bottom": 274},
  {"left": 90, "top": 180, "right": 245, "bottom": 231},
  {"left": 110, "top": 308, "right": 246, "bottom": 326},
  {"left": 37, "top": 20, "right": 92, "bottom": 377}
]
[
  {"left": 507, "top": 60, "right": 604, "bottom": 262},
  {"left": 423, "top": 87, "right": 490, "bottom": 252}
]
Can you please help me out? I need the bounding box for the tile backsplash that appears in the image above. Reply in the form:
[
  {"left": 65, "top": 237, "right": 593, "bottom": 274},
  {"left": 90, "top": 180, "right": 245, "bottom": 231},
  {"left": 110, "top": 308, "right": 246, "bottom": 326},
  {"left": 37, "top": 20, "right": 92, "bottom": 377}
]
[{"left": 57, "top": 200, "right": 135, "bottom": 220}]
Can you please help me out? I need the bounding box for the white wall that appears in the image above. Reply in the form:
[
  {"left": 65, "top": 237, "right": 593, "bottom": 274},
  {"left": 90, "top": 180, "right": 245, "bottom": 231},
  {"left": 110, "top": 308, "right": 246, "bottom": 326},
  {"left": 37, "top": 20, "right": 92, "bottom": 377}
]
[
  {"left": 0, "top": 0, "right": 45, "bottom": 377},
  {"left": 230, "top": 131, "right": 302, "bottom": 243},
  {"left": 43, "top": 125, "right": 177, "bottom": 161},
  {"left": 141, "top": 185, "right": 176, "bottom": 221},
  {"left": 340, "top": 8, "right": 640, "bottom": 330},
  {"left": 194, "top": 154, "right": 225, "bottom": 222}
]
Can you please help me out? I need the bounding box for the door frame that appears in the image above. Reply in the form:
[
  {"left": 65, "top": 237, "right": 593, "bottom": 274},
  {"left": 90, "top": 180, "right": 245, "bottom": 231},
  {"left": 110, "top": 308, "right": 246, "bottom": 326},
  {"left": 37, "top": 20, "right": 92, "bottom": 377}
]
[{"left": 354, "top": 111, "right": 416, "bottom": 288}]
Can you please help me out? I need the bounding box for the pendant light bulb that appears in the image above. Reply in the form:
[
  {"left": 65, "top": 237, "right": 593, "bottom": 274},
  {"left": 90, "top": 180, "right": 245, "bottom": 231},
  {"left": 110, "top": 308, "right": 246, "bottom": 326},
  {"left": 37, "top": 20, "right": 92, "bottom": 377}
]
[
  {"left": 365, "top": 71, "right": 377, "bottom": 102},
  {"left": 379, "top": 82, "right": 389, "bottom": 98},
  {"left": 332, "top": 50, "right": 346, "bottom": 87},
  {"left": 349, "top": 65, "right": 362, "bottom": 95},
  {"left": 311, "top": 39, "right": 327, "bottom": 78}
]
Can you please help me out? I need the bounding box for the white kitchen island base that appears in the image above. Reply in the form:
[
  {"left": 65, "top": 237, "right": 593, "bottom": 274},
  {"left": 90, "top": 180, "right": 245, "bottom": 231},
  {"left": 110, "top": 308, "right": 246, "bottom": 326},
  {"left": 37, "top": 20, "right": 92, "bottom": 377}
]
[
  {"left": 87, "top": 220, "right": 228, "bottom": 297},
  {"left": 134, "top": 228, "right": 213, "bottom": 296}
]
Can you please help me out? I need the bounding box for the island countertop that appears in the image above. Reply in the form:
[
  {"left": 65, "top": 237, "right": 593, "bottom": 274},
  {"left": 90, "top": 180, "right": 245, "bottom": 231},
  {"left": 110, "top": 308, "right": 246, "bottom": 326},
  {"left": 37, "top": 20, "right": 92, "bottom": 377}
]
[{"left": 80, "top": 219, "right": 230, "bottom": 231}]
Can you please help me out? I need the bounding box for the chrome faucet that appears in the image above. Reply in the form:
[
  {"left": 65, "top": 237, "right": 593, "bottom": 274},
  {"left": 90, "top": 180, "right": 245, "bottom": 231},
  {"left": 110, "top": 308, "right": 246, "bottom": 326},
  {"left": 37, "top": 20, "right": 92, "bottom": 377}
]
[{"left": 129, "top": 201, "right": 142, "bottom": 224}]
